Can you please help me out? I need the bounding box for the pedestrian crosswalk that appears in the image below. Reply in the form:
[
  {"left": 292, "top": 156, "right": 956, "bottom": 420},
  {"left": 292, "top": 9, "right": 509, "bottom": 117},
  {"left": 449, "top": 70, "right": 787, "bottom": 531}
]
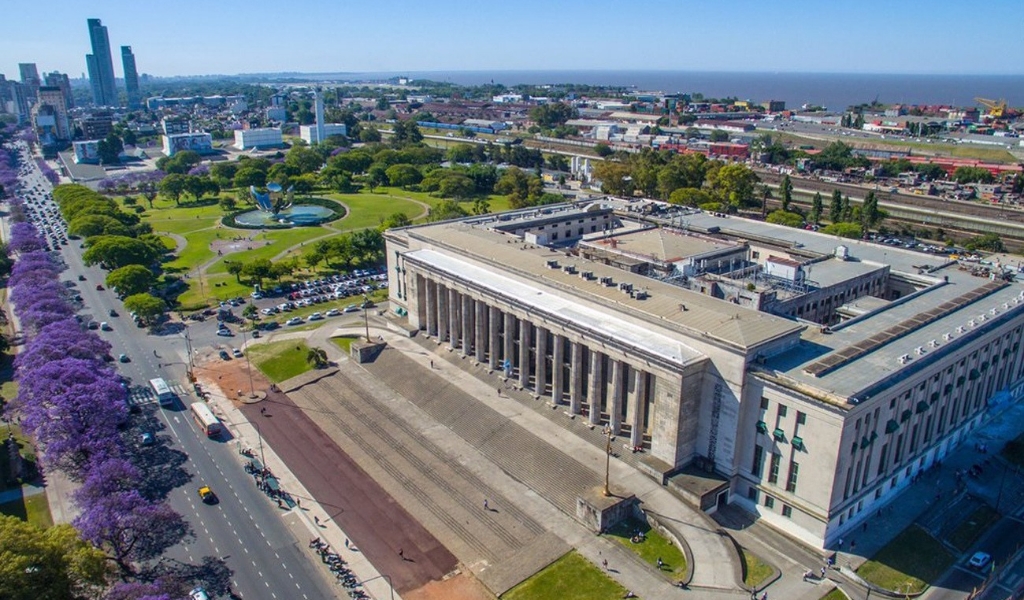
[{"left": 126, "top": 383, "right": 190, "bottom": 407}]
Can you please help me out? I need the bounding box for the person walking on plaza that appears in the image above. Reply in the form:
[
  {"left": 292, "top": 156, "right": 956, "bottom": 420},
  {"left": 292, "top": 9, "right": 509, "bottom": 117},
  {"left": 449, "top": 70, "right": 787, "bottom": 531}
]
[{"left": 483, "top": 499, "right": 489, "bottom": 510}]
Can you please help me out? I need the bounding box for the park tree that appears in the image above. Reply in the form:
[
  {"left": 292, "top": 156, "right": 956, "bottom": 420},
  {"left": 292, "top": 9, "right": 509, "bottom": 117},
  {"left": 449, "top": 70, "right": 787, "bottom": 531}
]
[
  {"left": 766, "top": 210, "right": 804, "bottom": 228},
  {"left": 427, "top": 199, "right": 470, "bottom": 222},
  {"left": 123, "top": 293, "right": 166, "bottom": 322},
  {"left": 379, "top": 212, "right": 412, "bottom": 232},
  {"left": 657, "top": 152, "right": 709, "bottom": 198},
  {"left": 157, "top": 173, "right": 186, "bottom": 205},
  {"left": 106, "top": 264, "right": 155, "bottom": 297},
  {"left": 0, "top": 516, "right": 108, "bottom": 600},
  {"left": 359, "top": 127, "right": 382, "bottom": 143},
  {"left": 528, "top": 102, "right": 578, "bottom": 128},
  {"left": 306, "top": 347, "right": 328, "bottom": 369},
  {"left": 82, "top": 235, "right": 159, "bottom": 269},
  {"left": 594, "top": 143, "right": 613, "bottom": 157},
  {"left": 709, "top": 130, "right": 729, "bottom": 142},
  {"left": 327, "top": 150, "right": 373, "bottom": 175},
  {"left": 384, "top": 164, "right": 422, "bottom": 189},
  {"left": 97, "top": 132, "right": 124, "bottom": 165},
  {"left": 240, "top": 258, "right": 274, "bottom": 286},
  {"left": 219, "top": 195, "right": 237, "bottom": 212},
  {"left": 820, "top": 222, "right": 863, "bottom": 239},
  {"left": 810, "top": 192, "right": 823, "bottom": 224},
  {"left": 668, "top": 187, "right": 712, "bottom": 206},
  {"left": 779, "top": 174, "right": 793, "bottom": 212},
  {"left": 233, "top": 167, "right": 267, "bottom": 189},
  {"left": 861, "top": 190, "right": 882, "bottom": 228},
  {"left": 226, "top": 260, "right": 244, "bottom": 282},
  {"left": 829, "top": 189, "right": 843, "bottom": 223},
  {"left": 366, "top": 164, "right": 389, "bottom": 191},
  {"left": 952, "top": 166, "right": 995, "bottom": 184},
  {"left": 593, "top": 161, "right": 634, "bottom": 197},
  {"left": 285, "top": 145, "right": 325, "bottom": 174},
  {"left": 67, "top": 214, "right": 130, "bottom": 238},
  {"left": 292, "top": 173, "right": 317, "bottom": 195},
  {"left": 705, "top": 163, "right": 760, "bottom": 212}
]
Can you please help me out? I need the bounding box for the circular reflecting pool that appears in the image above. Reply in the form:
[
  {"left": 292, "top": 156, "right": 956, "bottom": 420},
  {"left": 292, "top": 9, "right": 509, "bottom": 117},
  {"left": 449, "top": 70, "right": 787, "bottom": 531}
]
[{"left": 233, "top": 204, "right": 335, "bottom": 227}]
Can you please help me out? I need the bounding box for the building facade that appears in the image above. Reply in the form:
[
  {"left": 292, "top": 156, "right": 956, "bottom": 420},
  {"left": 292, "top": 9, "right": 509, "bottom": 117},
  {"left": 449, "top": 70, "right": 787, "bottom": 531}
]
[
  {"left": 86, "top": 18, "right": 118, "bottom": 106},
  {"left": 121, "top": 46, "right": 140, "bottom": 110},
  {"left": 162, "top": 132, "right": 213, "bottom": 157},
  {"left": 384, "top": 201, "right": 1024, "bottom": 548},
  {"left": 234, "top": 127, "right": 283, "bottom": 150},
  {"left": 18, "top": 63, "right": 41, "bottom": 103},
  {"left": 33, "top": 86, "right": 71, "bottom": 144},
  {"left": 299, "top": 123, "right": 346, "bottom": 144},
  {"left": 44, "top": 72, "right": 74, "bottom": 109}
]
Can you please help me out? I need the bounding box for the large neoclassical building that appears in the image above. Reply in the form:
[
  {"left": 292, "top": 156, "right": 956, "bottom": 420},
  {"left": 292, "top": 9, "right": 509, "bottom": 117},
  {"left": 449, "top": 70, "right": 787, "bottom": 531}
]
[{"left": 383, "top": 200, "right": 1024, "bottom": 547}]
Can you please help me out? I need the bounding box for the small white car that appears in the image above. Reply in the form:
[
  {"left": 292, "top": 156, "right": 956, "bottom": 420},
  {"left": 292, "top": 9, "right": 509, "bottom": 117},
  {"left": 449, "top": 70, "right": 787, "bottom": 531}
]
[
  {"left": 308, "top": 312, "right": 324, "bottom": 321},
  {"left": 286, "top": 317, "right": 303, "bottom": 326},
  {"left": 969, "top": 551, "right": 992, "bottom": 570},
  {"left": 325, "top": 308, "right": 341, "bottom": 317}
]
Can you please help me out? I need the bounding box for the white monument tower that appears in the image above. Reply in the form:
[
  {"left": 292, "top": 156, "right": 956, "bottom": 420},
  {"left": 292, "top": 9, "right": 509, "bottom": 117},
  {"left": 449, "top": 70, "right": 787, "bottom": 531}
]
[{"left": 314, "top": 90, "right": 325, "bottom": 144}]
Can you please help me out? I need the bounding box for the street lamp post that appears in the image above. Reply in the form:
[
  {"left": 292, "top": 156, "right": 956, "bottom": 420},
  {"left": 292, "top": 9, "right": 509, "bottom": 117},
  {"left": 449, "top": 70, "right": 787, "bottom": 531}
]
[
  {"left": 251, "top": 420, "right": 266, "bottom": 467},
  {"left": 363, "top": 294, "right": 371, "bottom": 342},
  {"left": 240, "top": 327, "right": 255, "bottom": 397},
  {"left": 603, "top": 427, "right": 612, "bottom": 497}
]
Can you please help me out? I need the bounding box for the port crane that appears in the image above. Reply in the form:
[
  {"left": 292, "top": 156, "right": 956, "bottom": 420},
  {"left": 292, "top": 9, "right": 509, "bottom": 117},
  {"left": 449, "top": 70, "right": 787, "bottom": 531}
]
[{"left": 975, "top": 97, "right": 1008, "bottom": 119}]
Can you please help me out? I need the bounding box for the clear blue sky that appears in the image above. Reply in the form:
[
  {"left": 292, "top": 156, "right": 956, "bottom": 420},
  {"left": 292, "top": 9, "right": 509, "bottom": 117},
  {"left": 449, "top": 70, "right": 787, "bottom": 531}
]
[{"left": 2, "top": 0, "right": 1022, "bottom": 79}]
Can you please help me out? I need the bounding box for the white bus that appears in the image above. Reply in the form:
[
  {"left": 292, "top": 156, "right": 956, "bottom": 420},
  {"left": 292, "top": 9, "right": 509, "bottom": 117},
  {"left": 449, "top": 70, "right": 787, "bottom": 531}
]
[
  {"left": 149, "top": 378, "right": 175, "bottom": 406},
  {"left": 189, "top": 402, "right": 222, "bottom": 437}
]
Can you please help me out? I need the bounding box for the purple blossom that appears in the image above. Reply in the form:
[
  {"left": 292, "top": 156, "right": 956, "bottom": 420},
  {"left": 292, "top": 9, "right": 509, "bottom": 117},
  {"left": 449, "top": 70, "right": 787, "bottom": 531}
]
[
  {"left": 104, "top": 581, "right": 175, "bottom": 600},
  {"left": 8, "top": 221, "right": 46, "bottom": 253},
  {"left": 16, "top": 318, "right": 112, "bottom": 372},
  {"left": 187, "top": 164, "right": 210, "bottom": 177}
]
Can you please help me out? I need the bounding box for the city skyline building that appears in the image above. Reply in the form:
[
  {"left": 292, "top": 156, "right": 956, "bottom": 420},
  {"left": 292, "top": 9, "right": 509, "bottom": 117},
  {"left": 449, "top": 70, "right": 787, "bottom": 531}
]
[
  {"left": 18, "top": 63, "right": 40, "bottom": 103},
  {"left": 44, "top": 71, "right": 74, "bottom": 110},
  {"left": 33, "top": 85, "right": 71, "bottom": 144},
  {"left": 85, "top": 18, "right": 117, "bottom": 107},
  {"left": 314, "top": 90, "right": 325, "bottom": 146},
  {"left": 121, "top": 46, "right": 140, "bottom": 110}
]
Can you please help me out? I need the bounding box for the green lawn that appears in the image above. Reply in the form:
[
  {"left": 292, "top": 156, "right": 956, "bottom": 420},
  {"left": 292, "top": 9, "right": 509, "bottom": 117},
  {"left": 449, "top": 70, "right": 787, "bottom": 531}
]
[
  {"left": 326, "top": 191, "right": 426, "bottom": 230},
  {"left": 856, "top": 525, "right": 954, "bottom": 594},
  {"left": 947, "top": 504, "right": 1001, "bottom": 551},
  {"left": 740, "top": 547, "right": 774, "bottom": 588},
  {"left": 604, "top": 518, "right": 686, "bottom": 578},
  {"left": 204, "top": 227, "right": 327, "bottom": 276},
  {"left": 331, "top": 335, "right": 360, "bottom": 353},
  {"left": 0, "top": 493, "right": 53, "bottom": 529},
  {"left": 502, "top": 551, "right": 626, "bottom": 600},
  {"left": 244, "top": 340, "right": 314, "bottom": 383},
  {"left": 820, "top": 589, "right": 848, "bottom": 600}
]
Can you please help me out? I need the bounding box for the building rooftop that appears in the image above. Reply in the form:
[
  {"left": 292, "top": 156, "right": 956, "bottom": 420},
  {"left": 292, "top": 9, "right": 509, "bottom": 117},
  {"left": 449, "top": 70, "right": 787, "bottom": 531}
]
[{"left": 581, "top": 227, "right": 740, "bottom": 264}]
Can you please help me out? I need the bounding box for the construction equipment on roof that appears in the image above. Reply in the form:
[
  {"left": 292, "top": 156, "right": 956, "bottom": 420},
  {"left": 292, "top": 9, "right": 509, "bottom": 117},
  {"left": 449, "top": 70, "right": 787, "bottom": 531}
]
[{"left": 974, "top": 97, "right": 1008, "bottom": 119}]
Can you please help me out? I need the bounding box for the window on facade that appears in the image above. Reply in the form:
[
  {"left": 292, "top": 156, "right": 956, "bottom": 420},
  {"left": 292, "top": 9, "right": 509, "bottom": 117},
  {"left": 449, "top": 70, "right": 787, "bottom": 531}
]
[
  {"left": 764, "top": 495, "right": 775, "bottom": 509},
  {"left": 782, "top": 505, "right": 792, "bottom": 518},
  {"left": 796, "top": 411, "right": 806, "bottom": 425},
  {"left": 778, "top": 405, "right": 788, "bottom": 418},
  {"left": 768, "top": 453, "right": 781, "bottom": 484},
  {"left": 747, "top": 486, "right": 759, "bottom": 501},
  {"left": 760, "top": 397, "right": 769, "bottom": 410},
  {"left": 752, "top": 445, "right": 764, "bottom": 476},
  {"left": 786, "top": 461, "right": 799, "bottom": 493}
]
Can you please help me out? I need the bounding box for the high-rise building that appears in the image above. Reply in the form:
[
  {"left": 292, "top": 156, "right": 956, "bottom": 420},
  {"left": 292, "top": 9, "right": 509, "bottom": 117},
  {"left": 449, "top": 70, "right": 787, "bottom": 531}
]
[
  {"left": 121, "top": 46, "right": 140, "bottom": 110},
  {"left": 18, "top": 63, "right": 41, "bottom": 103},
  {"left": 314, "top": 90, "right": 326, "bottom": 145},
  {"left": 2, "top": 80, "right": 31, "bottom": 124},
  {"left": 33, "top": 86, "right": 71, "bottom": 144},
  {"left": 85, "top": 18, "right": 118, "bottom": 106},
  {"left": 44, "top": 72, "right": 74, "bottom": 109}
]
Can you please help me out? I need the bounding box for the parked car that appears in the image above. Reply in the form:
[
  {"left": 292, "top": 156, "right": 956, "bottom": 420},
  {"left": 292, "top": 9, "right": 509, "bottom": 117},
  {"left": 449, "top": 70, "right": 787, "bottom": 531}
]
[
  {"left": 232, "top": 348, "right": 243, "bottom": 358},
  {"left": 969, "top": 551, "right": 992, "bottom": 571},
  {"left": 140, "top": 431, "right": 154, "bottom": 446},
  {"left": 286, "top": 317, "right": 303, "bottom": 326},
  {"left": 325, "top": 308, "right": 341, "bottom": 317},
  {"left": 216, "top": 329, "right": 233, "bottom": 337},
  {"left": 219, "top": 350, "right": 230, "bottom": 360}
]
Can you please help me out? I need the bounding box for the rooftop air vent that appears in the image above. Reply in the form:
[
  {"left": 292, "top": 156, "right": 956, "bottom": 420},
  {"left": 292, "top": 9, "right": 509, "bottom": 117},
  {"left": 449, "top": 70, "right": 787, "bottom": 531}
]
[
  {"left": 634, "top": 290, "right": 649, "bottom": 300},
  {"left": 898, "top": 354, "right": 911, "bottom": 365},
  {"left": 944, "top": 332, "right": 954, "bottom": 341},
  {"left": 957, "top": 326, "right": 966, "bottom": 333},
  {"left": 929, "top": 339, "right": 939, "bottom": 348},
  {"left": 915, "top": 346, "right": 926, "bottom": 356},
  {"left": 546, "top": 260, "right": 560, "bottom": 269}
]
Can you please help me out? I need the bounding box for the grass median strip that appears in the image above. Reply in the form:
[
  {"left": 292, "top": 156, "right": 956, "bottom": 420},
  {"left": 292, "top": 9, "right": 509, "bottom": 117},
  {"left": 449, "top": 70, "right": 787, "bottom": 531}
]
[
  {"left": 502, "top": 550, "right": 627, "bottom": 600},
  {"left": 604, "top": 518, "right": 686, "bottom": 579},
  {"left": 856, "top": 524, "right": 953, "bottom": 594},
  {"left": 244, "top": 340, "right": 314, "bottom": 383}
]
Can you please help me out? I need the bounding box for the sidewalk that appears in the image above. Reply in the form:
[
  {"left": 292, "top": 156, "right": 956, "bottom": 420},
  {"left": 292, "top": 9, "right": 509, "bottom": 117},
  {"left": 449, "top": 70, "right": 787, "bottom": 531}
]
[{"left": 202, "top": 374, "right": 402, "bottom": 600}]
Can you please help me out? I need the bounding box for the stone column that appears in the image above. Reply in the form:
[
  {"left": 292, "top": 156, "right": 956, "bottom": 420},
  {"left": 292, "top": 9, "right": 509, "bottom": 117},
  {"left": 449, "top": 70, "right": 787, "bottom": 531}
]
[
  {"left": 534, "top": 326, "right": 548, "bottom": 395},
  {"left": 630, "top": 371, "right": 649, "bottom": 448},
  {"left": 448, "top": 288, "right": 459, "bottom": 350},
  {"left": 488, "top": 306, "right": 501, "bottom": 370},
  {"left": 424, "top": 278, "right": 437, "bottom": 337},
  {"left": 609, "top": 359, "right": 624, "bottom": 434},
  {"left": 588, "top": 350, "right": 604, "bottom": 425},
  {"left": 569, "top": 342, "right": 584, "bottom": 414},
  {"left": 551, "top": 334, "right": 565, "bottom": 404},
  {"left": 503, "top": 312, "right": 516, "bottom": 377},
  {"left": 475, "top": 300, "right": 487, "bottom": 363},
  {"left": 436, "top": 284, "right": 448, "bottom": 343},
  {"left": 518, "top": 320, "right": 532, "bottom": 388},
  {"left": 461, "top": 295, "right": 473, "bottom": 357}
]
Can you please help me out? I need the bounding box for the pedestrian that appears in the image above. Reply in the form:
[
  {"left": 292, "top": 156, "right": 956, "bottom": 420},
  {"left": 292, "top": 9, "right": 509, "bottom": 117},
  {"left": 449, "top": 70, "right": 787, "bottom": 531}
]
[
  {"left": 820, "top": 566, "right": 826, "bottom": 579},
  {"left": 602, "top": 559, "right": 608, "bottom": 570},
  {"left": 314, "top": 516, "right": 320, "bottom": 525},
  {"left": 484, "top": 499, "right": 489, "bottom": 510},
  {"left": 850, "top": 540, "right": 856, "bottom": 551},
  {"left": 260, "top": 406, "right": 266, "bottom": 415},
  {"left": 761, "top": 593, "right": 768, "bottom": 600},
  {"left": 837, "top": 537, "right": 843, "bottom": 550},
  {"left": 398, "top": 548, "right": 404, "bottom": 558},
  {"left": 345, "top": 538, "right": 349, "bottom": 549},
  {"left": 496, "top": 387, "right": 501, "bottom": 396},
  {"left": 657, "top": 557, "right": 664, "bottom": 569},
  {"left": 296, "top": 498, "right": 301, "bottom": 508},
  {"left": 429, "top": 360, "right": 433, "bottom": 368}
]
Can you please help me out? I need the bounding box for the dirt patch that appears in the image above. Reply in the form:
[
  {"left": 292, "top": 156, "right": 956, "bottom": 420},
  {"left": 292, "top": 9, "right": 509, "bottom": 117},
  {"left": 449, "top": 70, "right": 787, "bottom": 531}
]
[
  {"left": 403, "top": 571, "right": 495, "bottom": 600},
  {"left": 195, "top": 351, "right": 271, "bottom": 403}
]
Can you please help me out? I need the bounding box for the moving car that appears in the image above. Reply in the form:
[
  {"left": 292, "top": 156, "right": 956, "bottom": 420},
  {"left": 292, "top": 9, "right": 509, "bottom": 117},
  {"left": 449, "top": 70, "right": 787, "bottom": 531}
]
[
  {"left": 308, "top": 312, "right": 324, "bottom": 321},
  {"left": 100, "top": 322, "right": 112, "bottom": 331},
  {"left": 218, "top": 350, "right": 230, "bottom": 360},
  {"left": 189, "top": 588, "right": 210, "bottom": 600},
  {"left": 286, "top": 317, "right": 303, "bottom": 326},
  {"left": 118, "top": 353, "right": 130, "bottom": 363},
  {"left": 216, "top": 329, "right": 233, "bottom": 337},
  {"left": 969, "top": 551, "right": 992, "bottom": 570},
  {"left": 197, "top": 486, "right": 217, "bottom": 504},
  {"left": 108, "top": 309, "right": 118, "bottom": 317},
  {"left": 232, "top": 348, "right": 243, "bottom": 358},
  {"left": 325, "top": 308, "right": 341, "bottom": 317},
  {"left": 140, "top": 432, "right": 154, "bottom": 446}
]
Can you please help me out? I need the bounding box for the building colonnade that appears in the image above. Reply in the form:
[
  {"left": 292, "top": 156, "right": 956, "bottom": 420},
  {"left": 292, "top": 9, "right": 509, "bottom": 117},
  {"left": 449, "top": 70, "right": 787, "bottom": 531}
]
[{"left": 418, "top": 273, "right": 654, "bottom": 448}]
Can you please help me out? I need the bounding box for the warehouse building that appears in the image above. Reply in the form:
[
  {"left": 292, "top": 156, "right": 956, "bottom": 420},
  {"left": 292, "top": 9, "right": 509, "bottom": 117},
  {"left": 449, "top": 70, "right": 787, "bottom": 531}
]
[{"left": 384, "top": 201, "right": 1024, "bottom": 548}]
